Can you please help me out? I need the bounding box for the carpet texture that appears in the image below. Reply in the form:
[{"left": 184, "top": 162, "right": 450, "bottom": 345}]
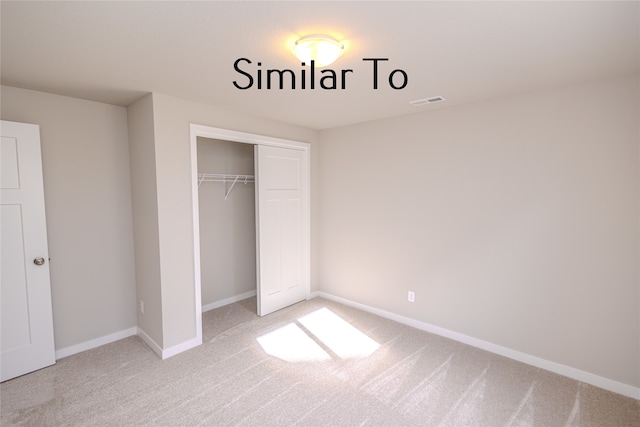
[{"left": 1, "top": 297, "right": 638, "bottom": 426}]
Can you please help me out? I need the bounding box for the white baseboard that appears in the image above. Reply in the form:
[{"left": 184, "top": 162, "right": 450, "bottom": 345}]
[
  {"left": 161, "top": 336, "right": 202, "bottom": 359},
  {"left": 310, "top": 291, "right": 640, "bottom": 400},
  {"left": 137, "top": 326, "right": 202, "bottom": 360},
  {"left": 58, "top": 292, "right": 255, "bottom": 362},
  {"left": 136, "top": 327, "right": 163, "bottom": 358},
  {"left": 155, "top": 291, "right": 256, "bottom": 358},
  {"left": 202, "top": 290, "right": 256, "bottom": 313},
  {"left": 55, "top": 327, "right": 138, "bottom": 360},
  {"left": 155, "top": 291, "right": 254, "bottom": 358}
]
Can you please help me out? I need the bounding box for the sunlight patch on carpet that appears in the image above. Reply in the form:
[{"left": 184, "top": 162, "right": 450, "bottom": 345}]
[
  {"left": 257, "top": 307, "right": 380, "bottom": 362},
  {"left": 257, "top": 322, "right": 332, "bottom": 362},
  {"left": 298, "top": 308, "right": 380, "bottom": 359}
]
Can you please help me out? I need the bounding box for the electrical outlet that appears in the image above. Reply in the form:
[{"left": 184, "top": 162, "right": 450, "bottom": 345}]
[
  {"left": 408, "top": 291, "right": 415, "bottom": 303},
  {"left": 139, "top": 300, "right": 145, "bottom": 314}
]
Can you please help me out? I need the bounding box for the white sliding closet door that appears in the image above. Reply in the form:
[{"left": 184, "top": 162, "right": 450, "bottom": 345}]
[{"left": 255, "top": 145, "right": 308, "bottom": 316}]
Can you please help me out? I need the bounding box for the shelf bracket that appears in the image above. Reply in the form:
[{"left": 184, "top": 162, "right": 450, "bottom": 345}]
[{"left": 224, "top": 175, "right": 240, "bottom": 200}]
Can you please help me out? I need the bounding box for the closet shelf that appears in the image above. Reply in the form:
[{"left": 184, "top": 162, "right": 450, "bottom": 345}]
[{"left": 198, "top": 173, "right": 255, "bottom": 200}]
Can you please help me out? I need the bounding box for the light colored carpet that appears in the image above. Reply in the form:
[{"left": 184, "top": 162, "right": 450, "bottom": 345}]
[{"left": 1, "top": 297, "right": 638, "bottom": 426}]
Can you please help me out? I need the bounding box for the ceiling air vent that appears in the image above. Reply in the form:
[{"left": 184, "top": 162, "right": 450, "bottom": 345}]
[{"left": 410, "top": 96, "right": 446, "bottom": 106}]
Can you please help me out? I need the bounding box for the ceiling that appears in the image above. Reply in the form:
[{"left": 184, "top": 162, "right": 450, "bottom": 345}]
[{"left": 2, "top": 1, "right": 638, "bottom": 130}]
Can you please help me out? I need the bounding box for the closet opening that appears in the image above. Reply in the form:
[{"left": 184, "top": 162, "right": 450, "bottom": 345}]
[
  {"left": 189, "top": 124, "right": 311, "bottom": 345},
  {"left": 196, "top": 137, "right": 257, "bottom": 314}
]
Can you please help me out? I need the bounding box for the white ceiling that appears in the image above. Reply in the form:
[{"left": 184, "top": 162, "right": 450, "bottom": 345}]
[{"left": 2, "top": 1, "right": 638, "bottom": 130}]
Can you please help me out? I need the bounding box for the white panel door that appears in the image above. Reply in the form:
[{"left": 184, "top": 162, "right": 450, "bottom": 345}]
[
  {"left": 255, "top": 145, "right": 308, "bottom": 316},
  {"left": 1, "top": 120, "right": 55, "bottom": 382}
]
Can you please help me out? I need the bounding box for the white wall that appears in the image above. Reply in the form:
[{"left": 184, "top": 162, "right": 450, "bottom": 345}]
[
  {"left": 127, "top": 94, "right": 163, "bottom": 347},
  {"left": 1, "top": 86, "right": 137, "bottom": 351},
  {"left": 197, "top": 138, "right": 256, "bottom": 306},
  {"left": 318, "top": 75, "right": 640, "bottom": 389}
]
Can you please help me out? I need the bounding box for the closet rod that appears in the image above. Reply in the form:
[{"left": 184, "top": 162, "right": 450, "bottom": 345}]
[{"left": 197, "top": 173, "right": 255, "bottom": 200}]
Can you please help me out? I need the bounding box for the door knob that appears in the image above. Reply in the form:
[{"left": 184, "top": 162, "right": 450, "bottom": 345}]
[{"left": 33, "top": 257, "right": 45, "bottom": 266}]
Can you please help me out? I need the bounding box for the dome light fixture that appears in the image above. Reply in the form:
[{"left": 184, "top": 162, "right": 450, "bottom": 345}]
[{"left": 294, "top": 34, "right": 344, "bottom": 67}]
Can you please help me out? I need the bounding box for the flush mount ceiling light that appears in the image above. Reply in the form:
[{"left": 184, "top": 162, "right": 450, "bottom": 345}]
[{"left": 294, "top": 34, "right": 344, "bottom": 67}]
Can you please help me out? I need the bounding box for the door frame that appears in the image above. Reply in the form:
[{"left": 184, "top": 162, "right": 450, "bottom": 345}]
[{"left": 189, "top": 124, "right": 310, "bottom": 341}]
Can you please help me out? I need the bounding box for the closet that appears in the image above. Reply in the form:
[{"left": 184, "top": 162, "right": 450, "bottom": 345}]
[
  {"left": 197, "top": 138, "right": 256, "bottom": 311},
  {"left": 191, "top": 124, "right": 310, "bottom": 324}
]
